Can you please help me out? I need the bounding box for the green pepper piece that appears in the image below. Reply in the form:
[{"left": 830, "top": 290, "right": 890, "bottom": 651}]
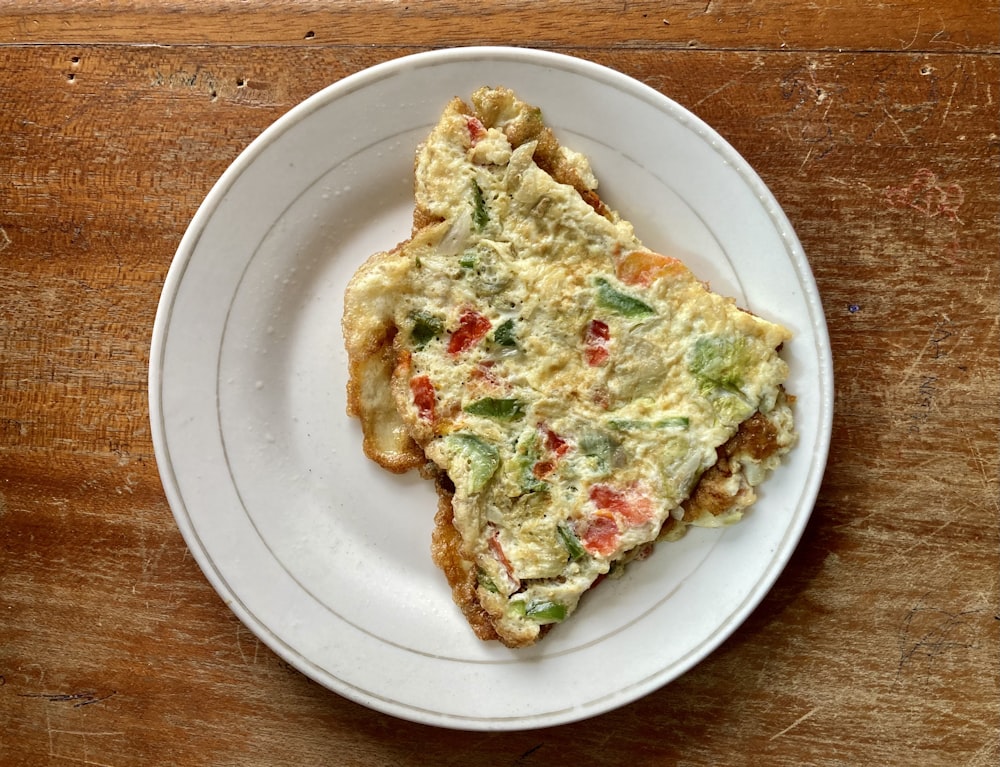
[
  {"left": 445, "top": 433, "right": 500, "bottom": 493},
  {"left": 409, "top": 311, "right": 444, "bottom": 348},
  {"left": 472, "top": 181, "right": 489, "bottom": 230},
  {"left": 688, "top": 335, "right": 753, "bottom": 393},
  {"left": 511, "top": 428, "right": 548, "bottom": 494},
  {"left": 578, "top": 431, "right": 617, "bottom": 475},
  {"left": 464, "top": 397, "right": 525, "bottom": 421},
  {"left": 594, "top": 277, "right": 655, "bottom": 318},
  {"left": 510, "top": 598, "right": 567, "bottom": 623},
  {"left": 492, "top": 318, "right": 517, "bottom": 347},
  {"left": 688, "top": 335, "right": 757, "bottom": 422},
  {"left": 556, "top": 523, "right": 586, "bottom": 561},
  {"left": 459, "top": 250, "right": 479, "bottom": 268},
  {"left": 609, "top": 416, "right": 690, "bottom": 431},
  {"left": 476, "top": 568, "right": 499, "bottom": 594},
  {"left": 655, "top": 416, "right": 691, "bottom": 428}
]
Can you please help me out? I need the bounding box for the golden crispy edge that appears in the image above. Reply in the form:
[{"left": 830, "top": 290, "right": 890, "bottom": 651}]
[
  {"left": 682, "top": 392, "right": 796, "bottom": 524},
  {"left": 429, "top": 472, "right": 553, "bottom": 648},
  {"left": 426, "top": 406, "right": 792, "bottom": 645},
  {"left": 342, "top": 244, "right": 426, "bottom": 473},
  {"left": 428, "top": 473, "right": 503, "bottom": 643},
  {"left": 410, "top": 90, "right": 611, "bottom": 232},
  {"left": 468, "top": 88, "right": 612, "bottom": 219}
]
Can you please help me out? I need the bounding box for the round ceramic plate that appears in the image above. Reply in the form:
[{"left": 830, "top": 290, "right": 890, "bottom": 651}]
[{"left": 149, "top": 47, "right": 832, "bottom": 730}]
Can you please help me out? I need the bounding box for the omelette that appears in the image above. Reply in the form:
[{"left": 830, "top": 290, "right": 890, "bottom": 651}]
[{"left": 342, "top": 87, "right": 795, "bottom": 647}]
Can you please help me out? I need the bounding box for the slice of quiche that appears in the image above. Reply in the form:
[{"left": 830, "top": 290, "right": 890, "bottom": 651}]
[{"left": 343, "top": 87, "right": 795, "bottom": 647}]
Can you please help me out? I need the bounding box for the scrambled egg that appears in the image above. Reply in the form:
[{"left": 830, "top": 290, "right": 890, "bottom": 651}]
[{"left": 343, "top": 88, "right": 794, "bottom": 647}]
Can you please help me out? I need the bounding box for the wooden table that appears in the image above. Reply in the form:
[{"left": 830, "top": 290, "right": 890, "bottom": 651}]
[{"left": 2, "top": 2, "right": 997, "bottom": 764}]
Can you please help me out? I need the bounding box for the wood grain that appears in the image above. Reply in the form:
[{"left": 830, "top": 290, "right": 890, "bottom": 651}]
[
  {"left": 1, "top": 2, "right": 998, "bottom": 765},
  {"left": 1, "top": 0, "right": 997, "bottom": 52}
]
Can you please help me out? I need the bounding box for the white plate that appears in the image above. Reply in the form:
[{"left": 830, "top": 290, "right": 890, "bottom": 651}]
[{"left": 149, "top": 47, "right": 833, "bottom": 730}]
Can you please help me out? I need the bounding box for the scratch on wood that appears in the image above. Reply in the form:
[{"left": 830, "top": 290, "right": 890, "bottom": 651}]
[
  {"left": 968, "top": 738, "right": 1000, "bottom": 767},
  {"left": 893, "top": 316, "right": 965, "bottom": 433},
  {"left": 880, "top": 104, "right": 912, "bottom": 146},
  {"left": 235, "top": 623, "right": 261, "bottom": 665},
  {"left": 75, "top": 692, "right": 117, "bottom": 708},
  {"left": 825, "top": 175, "right": 875, "bottom": 194},
  {"left": 970, "top": 441, "right": 1000, "bottom": 514},
  {"left": 0, "top": 225, "right": 11, "bottom": 253},
  {"left": 902, "top": 13, "right": 921, "bottom": 50},
  {"left": 895, "top": 328, "right": 934, "bottom": 392},
  {"left": 941, "top": 80, "right": 958, "bottom": 126},
  {"left": 907, "top": 374, "right": 938, "bottom": 432},
  {"left": 693, "top": 60, "right": 764, "bottom": 108},
  {"left": 799, "top": 146, "right": 813, "bottom": 173},
  {"left": 45, "top": 709, "right": 125, "bottom": 767},
  {"left": 928, "top": 317, "right": 954, "bottom": 359},
  {"left": 19, "top": 690, "right": 117, "bottom": 708},
  {"left": 896, "top": 519, "right": 954, "bottom": 555},
  {"left": 769, "top": 707, "right": 820, "bottom": 740},
  {"left": 517, "top": 743, "right": 544, "bottom": 761},
  {"left": 896, "top": 600, "right": 985, "bottom": 683}
]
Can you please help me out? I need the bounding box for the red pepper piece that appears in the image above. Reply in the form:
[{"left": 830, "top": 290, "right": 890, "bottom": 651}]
[
  {"left": 581, "top": 512, "right": 619, "bottom": 556},
  {"left": 470, "top": 359, "right": 500, "bottom": 386},
  {"left": 466, "top": 116, "right": 488, "bottom": 146},
  {"left": 448, "top": 309, "right": 492, "bottom": 355},
  {"left": 589, "top": 483, "right": 655, "bottom": 526},
  {"left": 532, "top": 459, "right": 556, "bottom": 479},
  {"left": 409, "top": 375, "right": 436, "bottom": 421},
  {"left": 541, "top": 425, "right": 570, "bottom": 457},
  {"left": 583, "top": 319, "right": 610, "bottom": 367},
  {"left": 488, "top": 526, "right": 520, "bottom": 591}
]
